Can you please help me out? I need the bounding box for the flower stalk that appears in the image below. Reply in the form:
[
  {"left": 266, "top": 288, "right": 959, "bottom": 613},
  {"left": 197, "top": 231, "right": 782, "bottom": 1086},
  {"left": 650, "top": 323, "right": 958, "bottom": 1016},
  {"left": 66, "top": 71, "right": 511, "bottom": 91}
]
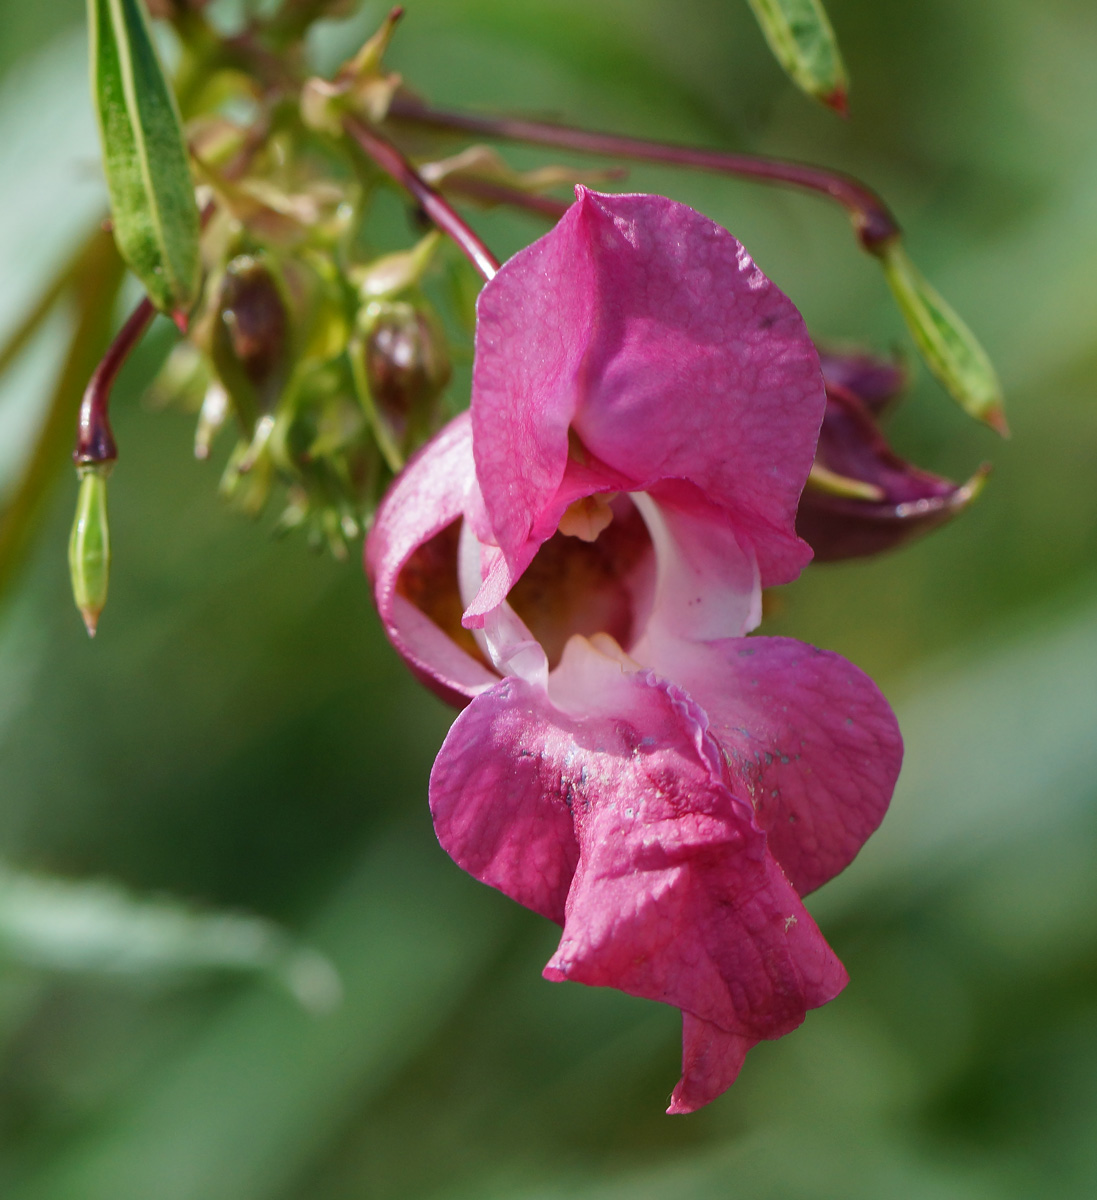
[
  {"left": 386, "top": 94, "right": 900, "bottom": 250},
  {"left": 73, "top": 296, "right": 156, "bottom": 469},
  {"left": 343, "top": 115, "right": 500, "bottom": 282}
]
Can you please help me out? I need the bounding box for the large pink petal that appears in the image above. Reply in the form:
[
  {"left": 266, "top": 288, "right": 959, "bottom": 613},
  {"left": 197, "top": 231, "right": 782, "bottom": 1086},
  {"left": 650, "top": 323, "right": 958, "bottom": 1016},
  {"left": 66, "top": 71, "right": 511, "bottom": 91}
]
[
  {"left": 366, "top": 413, "right": 498, "bottom": 706},
  {"left": 429, "top": 677, "right": 580, "bottom": 923},
  {"left": 472, "top": 189, "right": 825, "bottom": 589},
  {"left": 546, "top": 640, "right": 846, "bottom": 1035},
  {"left": 470, "top": 197, "right": 596, "bottom": 576},
  {"left": 668, "top": 1015, "right": 753, "bottom": 1115},
  {"left": 541, "top": 680, "right": 847, "bottom": 1039},
  {"left": 430, "top": 637, "right": 848, "bottom": 1109},
  {"left": 657, "top": 636, "right": 903, "bottom": 895}
]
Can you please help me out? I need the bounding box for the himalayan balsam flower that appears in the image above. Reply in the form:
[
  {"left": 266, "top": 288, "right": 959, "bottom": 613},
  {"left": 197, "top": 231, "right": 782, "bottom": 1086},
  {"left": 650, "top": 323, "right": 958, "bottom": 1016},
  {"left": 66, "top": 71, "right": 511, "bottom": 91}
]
[{"left": 367, "top": 189, "right": 902, "bottom": 1112}]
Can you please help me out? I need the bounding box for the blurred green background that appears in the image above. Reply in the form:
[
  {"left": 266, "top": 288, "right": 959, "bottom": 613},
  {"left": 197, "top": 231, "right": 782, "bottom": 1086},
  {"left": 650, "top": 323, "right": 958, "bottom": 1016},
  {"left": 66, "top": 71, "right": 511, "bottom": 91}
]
[{"left": 1, "top": 0, "right": 1096, "bottom": 1196}]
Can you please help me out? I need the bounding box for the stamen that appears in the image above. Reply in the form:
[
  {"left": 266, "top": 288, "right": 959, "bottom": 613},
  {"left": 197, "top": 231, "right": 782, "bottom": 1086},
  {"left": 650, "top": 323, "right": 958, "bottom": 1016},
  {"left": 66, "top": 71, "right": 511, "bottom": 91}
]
[{"left": 558, "top": 493, "right": 616, "bottom": 542}]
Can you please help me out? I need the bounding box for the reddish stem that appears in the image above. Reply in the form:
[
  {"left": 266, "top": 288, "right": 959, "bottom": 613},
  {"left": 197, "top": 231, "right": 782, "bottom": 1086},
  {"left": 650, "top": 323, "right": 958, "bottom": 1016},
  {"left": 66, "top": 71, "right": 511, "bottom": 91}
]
[
  {"left": 387, "top": 95, "right": 900, "bottom": 251},
  {"left": 443, "top": 176, "right": 570, "bottom": 221},
  {"left": 344, "top": 115, "right": 500, "bottom": 281},
  {"left": 74, "top": 202, "right": 216, "bottom": 467},
  {"left": 73, "top": 297, "right": 155, "bottom": 466}
]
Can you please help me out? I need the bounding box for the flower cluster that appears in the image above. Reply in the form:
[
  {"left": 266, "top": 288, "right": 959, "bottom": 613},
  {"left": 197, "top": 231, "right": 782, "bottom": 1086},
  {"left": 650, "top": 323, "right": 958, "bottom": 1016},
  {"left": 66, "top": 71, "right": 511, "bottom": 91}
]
[{"left": 367, "top": 189, "right": 902, "bottom": 1112}]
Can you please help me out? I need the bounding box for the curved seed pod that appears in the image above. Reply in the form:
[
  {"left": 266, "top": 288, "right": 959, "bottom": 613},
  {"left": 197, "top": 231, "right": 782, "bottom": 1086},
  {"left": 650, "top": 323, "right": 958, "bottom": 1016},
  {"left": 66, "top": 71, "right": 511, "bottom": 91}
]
[{"left": 880, "top": 242, "right": 1006, "bottom": 434}]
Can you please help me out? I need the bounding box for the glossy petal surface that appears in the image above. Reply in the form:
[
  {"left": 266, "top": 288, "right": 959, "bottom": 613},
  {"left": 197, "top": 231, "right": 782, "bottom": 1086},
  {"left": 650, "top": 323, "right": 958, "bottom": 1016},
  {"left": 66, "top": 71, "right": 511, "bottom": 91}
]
[
  {"left": 656, "top": 635, "right": 902, "bottom": 895},
  {"left": 472, "top": 188, "right": 825, "bottom": 597}
]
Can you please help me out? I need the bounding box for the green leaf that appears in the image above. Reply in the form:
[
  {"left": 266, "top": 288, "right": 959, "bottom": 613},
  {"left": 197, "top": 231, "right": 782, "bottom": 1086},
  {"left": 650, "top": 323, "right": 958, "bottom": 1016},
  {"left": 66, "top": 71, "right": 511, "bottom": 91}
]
[
  {"left": 0, "top": 863, "right": 341, "bottom": 1012},
  {"left": 88, "top": 0, "right": 200, "bottom": 316},
  {"left": 745, "top": 0, "right": 849, "bottom": 113},
  {"left": 881, "top": 242, "right": 1007, "bottom": 434}
]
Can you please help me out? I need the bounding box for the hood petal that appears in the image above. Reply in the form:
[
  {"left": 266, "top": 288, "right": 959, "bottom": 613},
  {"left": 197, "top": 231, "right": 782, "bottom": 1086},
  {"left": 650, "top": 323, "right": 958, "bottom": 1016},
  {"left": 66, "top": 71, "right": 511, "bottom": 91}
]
[{"left": 472, "top": 188, "right": 825, "bottom": 591}]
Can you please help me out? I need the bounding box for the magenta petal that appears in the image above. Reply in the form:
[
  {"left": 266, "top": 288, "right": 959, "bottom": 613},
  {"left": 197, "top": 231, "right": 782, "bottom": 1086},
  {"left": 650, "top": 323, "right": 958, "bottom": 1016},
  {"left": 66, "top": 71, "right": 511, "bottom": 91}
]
[
  {"left": 366, "top": 413, "right": 498, "bottom": 706},
  {"left": 540, "top": 645, "right": 846, "bottom": 1041},
  {"left": 818, "top": 349, "right": 906, "bottom": 413},
  {"left": 430, "top": 677, "right": 580, "bottom": 923},
  {"left": 798, "top": 385, "right": 985, "bottom": 562},
  {"left": 545, "top": 755, "right": 847, "bottom": 1039},
  {"left": 663, "top": 636, "right": 902, "bottom": 896},
  {"left": 668, "top": 1015, "right": 754, "bottom": 1115},
  {"left": 472, "top": 189, "right": 825, "bottom": 587}
]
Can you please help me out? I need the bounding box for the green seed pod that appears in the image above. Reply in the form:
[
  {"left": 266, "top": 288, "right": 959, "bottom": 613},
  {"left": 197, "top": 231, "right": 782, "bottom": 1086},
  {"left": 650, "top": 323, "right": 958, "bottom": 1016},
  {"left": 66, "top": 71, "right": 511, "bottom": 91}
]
[
  {"left": 68, "top": 465, "right": 111, "bottom": 637},
  {"left": 880, "top": 242, "right": 1006, "bottom": 434}
]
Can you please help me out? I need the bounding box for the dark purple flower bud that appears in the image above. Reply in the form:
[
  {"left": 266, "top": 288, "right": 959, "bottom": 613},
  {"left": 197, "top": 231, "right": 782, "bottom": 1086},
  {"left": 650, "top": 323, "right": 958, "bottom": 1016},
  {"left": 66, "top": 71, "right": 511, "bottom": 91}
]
[
  {"left": 797, "top": 383, "right": 988, "bottom": 562},
  {"left": 212, "top": 255, "right": 290, "bottom": 427},
  {"left": 818, "top": 348, "right": 906, "bottom": 415},
  {"left": 362, "top": 301, "right": 451, "bottom": 453}
]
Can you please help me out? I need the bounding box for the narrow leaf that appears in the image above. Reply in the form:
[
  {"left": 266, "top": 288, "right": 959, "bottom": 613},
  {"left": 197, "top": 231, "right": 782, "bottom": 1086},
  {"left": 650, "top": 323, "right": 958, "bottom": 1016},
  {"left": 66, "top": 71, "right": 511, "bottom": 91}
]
[
  {"left": 88, "top": 0, "right": 200, "bottom": 315},
  {"left": 881, "top": 242, "right": 1007, "bottom": 434},
  {"left": 0, "top": 864, "right": 341, "bottom": 1012},
  {"left": 746, "top": 0, "right": 849, "bottom": 114}
]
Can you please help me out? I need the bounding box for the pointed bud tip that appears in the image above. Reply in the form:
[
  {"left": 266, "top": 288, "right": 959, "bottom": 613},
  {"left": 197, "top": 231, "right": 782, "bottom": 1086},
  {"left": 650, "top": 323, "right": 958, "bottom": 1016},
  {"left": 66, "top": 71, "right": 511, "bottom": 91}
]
[
  {"left": 824, "top": 86, "right": 850, "bottom": 118},
  {"left": 962, "top": 462, "right": 994, "bottom": 502},
  {"left": 172, "top": 310, "right": 190, "bottom": 335},
  {"left": 80, "top": 608, "right": 101, "bottom": 638},
  {"left": 984, "top": 404, "right": 1010, "bottom": 439}
]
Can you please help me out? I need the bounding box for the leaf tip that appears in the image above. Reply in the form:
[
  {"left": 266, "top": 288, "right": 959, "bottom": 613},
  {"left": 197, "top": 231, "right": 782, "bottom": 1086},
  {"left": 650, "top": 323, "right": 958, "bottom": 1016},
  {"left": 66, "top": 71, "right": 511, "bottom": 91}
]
[
  {"left": 824, "top": 85, "right": 849, "bottom": 118},
  {"left": 984, "top": 403, "right": 1010, "bottom": 439}
]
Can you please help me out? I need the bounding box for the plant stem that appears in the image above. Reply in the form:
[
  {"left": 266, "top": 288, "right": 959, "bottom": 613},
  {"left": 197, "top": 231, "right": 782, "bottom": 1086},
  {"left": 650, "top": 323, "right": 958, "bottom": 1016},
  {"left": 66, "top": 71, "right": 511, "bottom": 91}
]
[
  {"left": 443, "top": 177, "right": 570, "bottom": 222},
  {"left": 0, "top": 231, "right": 127, "bottom": 597},
  {"left": 387, "top": 95, "right": 900, "bottom": 251},
  {"left": 73, "top": 297, "right": 156, "bottom": 466},
  {"left": 344, "top": 115, "right": 500, "bottom": 281},
  {"left": 74, "top": 201, "right": 218, "bottom": 468}
]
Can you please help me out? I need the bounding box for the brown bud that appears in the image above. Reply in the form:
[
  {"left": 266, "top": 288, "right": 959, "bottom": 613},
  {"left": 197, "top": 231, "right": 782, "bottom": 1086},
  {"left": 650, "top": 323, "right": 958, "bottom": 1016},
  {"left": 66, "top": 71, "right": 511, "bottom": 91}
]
[
  {"left": 212, "top": 255, "right": 290, "bottom": 428},
  {"left": 363, "top": 303, "right": 450, "bottom": 448}
]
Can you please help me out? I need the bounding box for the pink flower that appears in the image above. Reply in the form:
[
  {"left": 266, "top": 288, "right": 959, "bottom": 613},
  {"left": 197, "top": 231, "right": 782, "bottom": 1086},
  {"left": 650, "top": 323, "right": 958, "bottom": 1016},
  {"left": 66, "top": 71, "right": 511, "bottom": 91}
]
[
  {"left": 367, "top": 189, "right": 902, "bottom": 1112},
  {"left": 798, "top": 350, "right": 989, "bottom": 561}
]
